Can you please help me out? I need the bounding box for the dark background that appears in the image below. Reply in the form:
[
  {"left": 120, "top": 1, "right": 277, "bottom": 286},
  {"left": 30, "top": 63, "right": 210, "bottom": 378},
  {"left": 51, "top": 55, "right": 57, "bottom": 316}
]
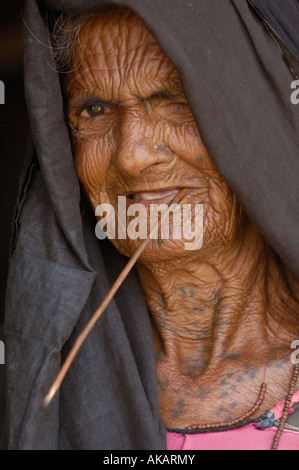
[{"left": 0, "top": 0, "right": 29, "bottom": 436}]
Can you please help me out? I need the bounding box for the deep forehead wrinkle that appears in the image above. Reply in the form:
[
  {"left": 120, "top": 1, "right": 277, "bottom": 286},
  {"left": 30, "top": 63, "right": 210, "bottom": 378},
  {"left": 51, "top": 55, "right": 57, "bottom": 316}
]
[
  {"left": 83, "top": 10, "right": 156, "bottom": 61},
  {"left": 66, "top": 11, "right": 180, "bottom": 102},
  {"left": 67, "top": 61, "right": 179, "bottom": 101}
]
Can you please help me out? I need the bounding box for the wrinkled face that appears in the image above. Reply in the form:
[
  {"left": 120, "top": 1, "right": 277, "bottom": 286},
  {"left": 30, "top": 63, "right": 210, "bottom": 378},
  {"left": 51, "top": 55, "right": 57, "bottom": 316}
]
[{"left": 66, "top": 9, "right": 242, "bottom": 263}]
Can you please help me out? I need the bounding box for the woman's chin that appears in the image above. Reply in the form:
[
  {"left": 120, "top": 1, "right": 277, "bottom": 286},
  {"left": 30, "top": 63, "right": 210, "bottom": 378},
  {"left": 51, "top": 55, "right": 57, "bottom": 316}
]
[{"left": 108, "top": 236, "right": 204, "bottom": 265}]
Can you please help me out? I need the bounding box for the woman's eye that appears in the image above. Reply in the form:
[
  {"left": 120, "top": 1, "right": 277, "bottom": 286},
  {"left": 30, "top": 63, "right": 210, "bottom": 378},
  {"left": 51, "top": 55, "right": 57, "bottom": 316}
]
[{"left": 80, "top": 104, "right": 105, "bottom": 117}]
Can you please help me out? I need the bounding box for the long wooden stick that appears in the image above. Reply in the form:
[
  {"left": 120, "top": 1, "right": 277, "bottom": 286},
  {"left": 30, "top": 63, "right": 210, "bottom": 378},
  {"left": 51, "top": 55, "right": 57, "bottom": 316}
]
[{"left": 43, "top": 188, "right": 190, "bottom": 406}]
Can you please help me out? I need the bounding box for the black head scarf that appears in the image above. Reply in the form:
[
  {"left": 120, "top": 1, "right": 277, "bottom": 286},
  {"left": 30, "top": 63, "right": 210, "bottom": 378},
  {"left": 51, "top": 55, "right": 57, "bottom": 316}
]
[{"left": 3, "top": 0, "right": 299, "bottom": 450}]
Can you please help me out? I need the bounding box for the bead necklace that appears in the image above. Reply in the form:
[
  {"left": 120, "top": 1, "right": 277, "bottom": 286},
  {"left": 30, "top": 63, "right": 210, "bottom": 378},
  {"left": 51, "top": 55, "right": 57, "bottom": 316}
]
[
  {"left": 184, "top": 307, "right": 299, "bottom": 450},
  {"left": 185, "top": 361, "right": 299, "bottom": 450},
  {"left": 186, "top": 382, "right": 267, "bottom": 431}
]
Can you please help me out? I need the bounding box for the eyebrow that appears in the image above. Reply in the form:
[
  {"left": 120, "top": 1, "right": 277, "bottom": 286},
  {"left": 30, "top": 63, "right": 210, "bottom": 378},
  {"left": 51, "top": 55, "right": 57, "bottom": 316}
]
[{"left": 69, "top": 88, "right": 181, "bottom": 111}]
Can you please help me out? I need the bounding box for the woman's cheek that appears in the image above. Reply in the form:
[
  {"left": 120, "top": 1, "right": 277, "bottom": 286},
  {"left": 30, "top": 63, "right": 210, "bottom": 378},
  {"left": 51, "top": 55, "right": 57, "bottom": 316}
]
[
  {"left": 167, "top": 120, "right": 210, "bottom": 169},
  {"left": 74, "top": 137, "right": 111, "bottom": 204}
]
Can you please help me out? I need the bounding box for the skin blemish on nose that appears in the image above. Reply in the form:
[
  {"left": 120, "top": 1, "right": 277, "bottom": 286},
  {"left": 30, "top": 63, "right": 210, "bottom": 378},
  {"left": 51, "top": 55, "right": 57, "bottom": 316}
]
[
  {"left": 153, "top": 144, "right": 172, "bottom": 156},
  {"left": 196, "top": 154, "right": 205, "bottom": 164}
]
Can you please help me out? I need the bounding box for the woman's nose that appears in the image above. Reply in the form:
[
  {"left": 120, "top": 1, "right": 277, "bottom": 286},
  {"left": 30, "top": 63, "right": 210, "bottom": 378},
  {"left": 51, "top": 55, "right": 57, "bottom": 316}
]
[{"left": 112, "top": 112, "right": 174, "bottom": 177}]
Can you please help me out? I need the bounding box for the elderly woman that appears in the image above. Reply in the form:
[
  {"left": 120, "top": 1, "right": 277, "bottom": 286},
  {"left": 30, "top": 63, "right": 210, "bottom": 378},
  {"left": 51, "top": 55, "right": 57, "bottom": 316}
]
[{"left": 3, "top": 0, "right": 299, "bottom": 450}]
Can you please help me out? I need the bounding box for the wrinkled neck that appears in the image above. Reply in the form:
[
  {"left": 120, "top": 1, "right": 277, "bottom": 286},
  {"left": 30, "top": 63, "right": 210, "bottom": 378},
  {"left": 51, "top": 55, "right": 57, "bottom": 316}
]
[{"left": 136, "top": 221, "right": 299, "bottom": 366}]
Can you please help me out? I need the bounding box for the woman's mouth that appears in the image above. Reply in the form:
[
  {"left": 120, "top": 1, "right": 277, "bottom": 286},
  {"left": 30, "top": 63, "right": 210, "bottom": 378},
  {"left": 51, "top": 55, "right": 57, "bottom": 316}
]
[{"left": 127, "top": 188, "right": 181, "bottom": 207}]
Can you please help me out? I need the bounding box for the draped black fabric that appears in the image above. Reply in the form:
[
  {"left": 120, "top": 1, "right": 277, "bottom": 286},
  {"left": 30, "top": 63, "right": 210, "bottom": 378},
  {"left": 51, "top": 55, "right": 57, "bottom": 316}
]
[
  {"left": 250, "top": 0, "right": 299, "bottom": 61},
  {"left": 2, "top": 0, "right": 299, "bottom": 449}
]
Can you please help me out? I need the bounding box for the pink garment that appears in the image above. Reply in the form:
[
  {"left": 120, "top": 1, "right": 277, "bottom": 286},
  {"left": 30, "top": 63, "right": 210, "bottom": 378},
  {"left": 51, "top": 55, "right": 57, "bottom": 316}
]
[{"left": 166, "top": 391, "right": 299, "bottom": 450}]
